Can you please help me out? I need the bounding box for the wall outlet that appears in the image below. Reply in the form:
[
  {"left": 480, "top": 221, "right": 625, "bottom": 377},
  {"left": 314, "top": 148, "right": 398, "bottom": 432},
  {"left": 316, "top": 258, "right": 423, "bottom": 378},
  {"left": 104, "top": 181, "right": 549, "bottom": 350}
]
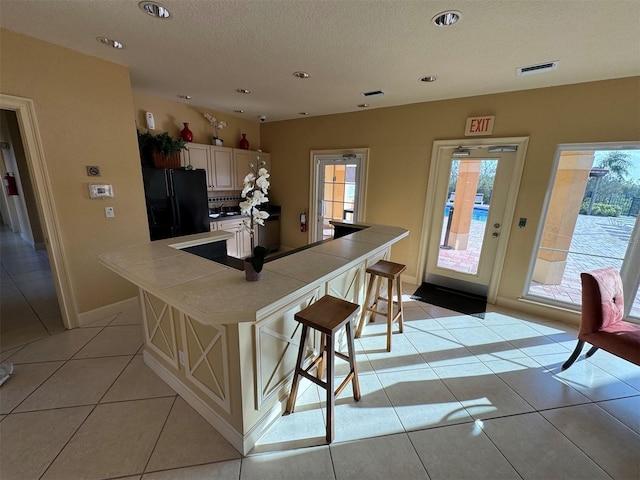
[
  {"left": 179, "top": 350, "right": 185, "bottom": 365},
  {"left": 105, "top": 206, "right": 115, "bottom": 218}
]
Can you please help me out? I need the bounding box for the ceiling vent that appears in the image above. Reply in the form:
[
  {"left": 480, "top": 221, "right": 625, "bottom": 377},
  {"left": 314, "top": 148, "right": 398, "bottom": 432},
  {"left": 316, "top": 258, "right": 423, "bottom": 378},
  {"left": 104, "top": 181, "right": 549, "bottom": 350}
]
[
  {"left": 517, "top": 61, "right": 558, "bottom": 76},
  {"left": 362, "top": 90, "right": 385, "bottom": 97}
]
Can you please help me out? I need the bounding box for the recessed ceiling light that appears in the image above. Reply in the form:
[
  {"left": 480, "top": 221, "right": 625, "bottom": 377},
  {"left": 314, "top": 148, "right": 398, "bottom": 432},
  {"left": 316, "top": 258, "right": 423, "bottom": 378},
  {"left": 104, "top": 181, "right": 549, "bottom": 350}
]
[
  {"left": 293, "top": 71, "right": 311, "bottom": 79},
  {"left": 236, "top": 88, "right": 251, "bottom": 94},
  {"left": 420, "top": 76, "right": 437, "bottom": 83},
  {"left": 234, "top": 109, "right": 245, "bottom": 113},
  {"left": 177, "top": 95, "right": 191, "bottom": 100},
  {"left": 432, "top": 11, "right": 461, "bottom": 27},
  {"left": 139, "top": 1, "right": 171, "bottom": 19},
  {"left": 299, "top": 112, "right": 310, "bottom": 116},
  {"left": 96, "top": 37, "right": 124, "bottom": 49},
  {"left": 357, "top": 104, "right": 369, "bottom": 108}
]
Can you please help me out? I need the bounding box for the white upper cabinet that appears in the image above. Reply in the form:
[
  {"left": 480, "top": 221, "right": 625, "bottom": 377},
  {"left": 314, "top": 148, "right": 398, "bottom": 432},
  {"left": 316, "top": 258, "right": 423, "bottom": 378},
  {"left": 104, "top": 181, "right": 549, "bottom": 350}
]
[
  {"left": 181, "top": 144, "right": 270, "bottom": 192},
  {"left": 211, "top": 147, "right": 234, "bottom": 190},
  {"left": 181, "top": 143, "right": 234, "bottom": 191},
  {"left": 234, "top": 150, "right": 271, "bottom": 191}
]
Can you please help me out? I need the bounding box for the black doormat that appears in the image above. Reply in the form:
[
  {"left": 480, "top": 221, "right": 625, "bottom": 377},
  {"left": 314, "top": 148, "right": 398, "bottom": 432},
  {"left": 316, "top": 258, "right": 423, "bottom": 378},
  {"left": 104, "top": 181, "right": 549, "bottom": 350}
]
[{"left": 411, "top": 283, "right": 487, "bottom": 318}]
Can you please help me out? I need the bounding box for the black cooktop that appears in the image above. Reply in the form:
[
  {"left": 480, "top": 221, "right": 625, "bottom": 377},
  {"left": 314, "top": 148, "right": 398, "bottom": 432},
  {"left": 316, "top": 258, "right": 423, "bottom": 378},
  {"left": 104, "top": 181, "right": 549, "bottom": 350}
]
[{"left": 182, "top": 238, "right": 331, "bottom": 271}]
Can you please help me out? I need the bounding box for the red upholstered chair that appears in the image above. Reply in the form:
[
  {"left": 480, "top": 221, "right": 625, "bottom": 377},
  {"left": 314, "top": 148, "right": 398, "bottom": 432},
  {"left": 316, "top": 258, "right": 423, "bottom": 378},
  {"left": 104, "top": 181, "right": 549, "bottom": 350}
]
[{"left": 562, "top": 267, "right": 640, "bottom": 370}]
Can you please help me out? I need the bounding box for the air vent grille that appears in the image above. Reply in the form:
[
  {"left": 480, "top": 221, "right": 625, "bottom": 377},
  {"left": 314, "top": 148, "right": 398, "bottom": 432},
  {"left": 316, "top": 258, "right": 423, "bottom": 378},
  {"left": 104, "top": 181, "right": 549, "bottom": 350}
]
[
  {"left": 362, "top": 90, "right": 385, "bottom": 97},
  {"left": 517, "top": 61, "right": 558, "bottom": 76}
]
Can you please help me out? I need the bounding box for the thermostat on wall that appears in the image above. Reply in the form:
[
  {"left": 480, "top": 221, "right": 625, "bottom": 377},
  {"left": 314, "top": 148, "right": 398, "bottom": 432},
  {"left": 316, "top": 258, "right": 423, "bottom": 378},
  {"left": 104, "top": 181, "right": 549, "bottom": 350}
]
[{"left": 89, "top": 184, "right": 114, "bottom": 198}]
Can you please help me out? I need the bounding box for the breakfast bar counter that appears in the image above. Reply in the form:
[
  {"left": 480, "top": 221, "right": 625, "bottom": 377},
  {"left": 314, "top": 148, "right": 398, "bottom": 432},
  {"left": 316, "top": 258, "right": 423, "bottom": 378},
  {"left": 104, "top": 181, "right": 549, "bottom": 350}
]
[{"left": 99, "top": 223, "right": 408, "bottom": 454}]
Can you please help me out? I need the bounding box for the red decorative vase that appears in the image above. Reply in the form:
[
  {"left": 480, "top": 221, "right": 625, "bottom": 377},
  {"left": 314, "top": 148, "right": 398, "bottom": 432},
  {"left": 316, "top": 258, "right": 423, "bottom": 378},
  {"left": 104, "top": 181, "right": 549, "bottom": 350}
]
[
  {"left": 239, "top": 133, "right": 249, "bottom": 150},
  {"left": 180, "top": 123, "right": 193, "bottom": 142}
]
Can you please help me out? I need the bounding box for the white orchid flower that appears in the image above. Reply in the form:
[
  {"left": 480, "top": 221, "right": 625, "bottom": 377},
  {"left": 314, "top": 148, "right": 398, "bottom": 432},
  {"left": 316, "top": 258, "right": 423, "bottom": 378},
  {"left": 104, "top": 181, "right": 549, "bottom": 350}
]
[
  {"left": 257, "top": 168, "right": 270, "bottom": 178},
  {"left": 252, "top": 209, "right": 269, "bottom": 226},
  {"left": 256, "top": 176, "right": 270, "bottom": 193},
  {"left": 243, "top": 173, "right": 256, "bottom": 184},
  {"left": 239, "top": 199, "right": 254, "bottom": 215},
  {"left": 252, "top": 190, "right": 269, "bottom": 204},
  {"left": 241, "top": 183, "right": 254, "bottom": 198}
]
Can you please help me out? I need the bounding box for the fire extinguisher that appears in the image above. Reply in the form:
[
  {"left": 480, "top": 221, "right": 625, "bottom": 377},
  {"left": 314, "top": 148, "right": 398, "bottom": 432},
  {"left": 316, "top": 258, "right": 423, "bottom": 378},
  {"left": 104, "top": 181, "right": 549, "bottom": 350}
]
[
  {"left": 3, "top": 172, "right": 18, "bottom": 196},
  {"left": 300, "top": 212, "right": 307, "bottom": 232}
]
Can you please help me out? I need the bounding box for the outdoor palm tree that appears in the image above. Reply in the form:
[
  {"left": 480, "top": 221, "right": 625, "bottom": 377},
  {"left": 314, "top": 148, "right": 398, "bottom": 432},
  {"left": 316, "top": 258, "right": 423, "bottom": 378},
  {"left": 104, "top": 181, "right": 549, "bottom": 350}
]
[{"left": 597, "top": 151, "right": 632, "bottom": 181}]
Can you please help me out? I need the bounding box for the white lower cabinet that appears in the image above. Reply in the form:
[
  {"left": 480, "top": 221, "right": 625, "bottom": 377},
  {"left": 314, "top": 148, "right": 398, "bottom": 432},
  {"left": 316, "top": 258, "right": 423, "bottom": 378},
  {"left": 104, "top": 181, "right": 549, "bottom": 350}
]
[
  {"left": 216, "top": 218, "right": 242, "bottom": 258},
  {"left": 215, "top": 218, "right": 257, "bottom": 259}
]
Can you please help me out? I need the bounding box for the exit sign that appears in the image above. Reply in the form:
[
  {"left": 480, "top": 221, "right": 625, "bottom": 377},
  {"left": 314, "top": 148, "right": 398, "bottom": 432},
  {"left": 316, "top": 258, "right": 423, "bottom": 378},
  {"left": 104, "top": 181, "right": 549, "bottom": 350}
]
[{"left": 465, "top": 116, "right": 495, "bottom": 136}]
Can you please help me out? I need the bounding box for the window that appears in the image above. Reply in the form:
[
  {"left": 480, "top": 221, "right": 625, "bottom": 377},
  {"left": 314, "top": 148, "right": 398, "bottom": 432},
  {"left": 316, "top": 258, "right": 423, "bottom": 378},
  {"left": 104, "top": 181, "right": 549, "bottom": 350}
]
[{"left": 525, "top": 145, "right": 640, "bottom": 321}]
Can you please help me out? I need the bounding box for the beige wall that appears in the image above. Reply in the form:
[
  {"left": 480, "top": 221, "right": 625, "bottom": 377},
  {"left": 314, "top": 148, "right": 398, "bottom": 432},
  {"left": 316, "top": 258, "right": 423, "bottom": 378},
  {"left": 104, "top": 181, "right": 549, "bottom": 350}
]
[
  {"left": 132, "top": 91, "right": 261, "bottom": 151},
  {"left": 2, "top": 28, "right": 638, "bottom": 321},
  {"left": 0, "top": 29, "right": 148, "bottom": 314},
  {"left": 261, "top": 77, "right": 640, "bottom": 304}
]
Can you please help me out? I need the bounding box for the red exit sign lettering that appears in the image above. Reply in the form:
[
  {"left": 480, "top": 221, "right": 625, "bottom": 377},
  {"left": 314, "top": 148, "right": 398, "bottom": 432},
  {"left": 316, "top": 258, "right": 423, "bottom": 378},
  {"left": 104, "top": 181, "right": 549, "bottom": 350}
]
[{"left": 465, "top": 116, "right": 495, "bottom": 136}]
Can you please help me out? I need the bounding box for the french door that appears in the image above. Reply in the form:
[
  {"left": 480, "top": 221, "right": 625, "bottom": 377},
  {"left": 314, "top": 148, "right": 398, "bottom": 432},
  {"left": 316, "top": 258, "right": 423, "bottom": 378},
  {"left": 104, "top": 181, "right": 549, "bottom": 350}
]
[
  {"left": 310, "top": 151, "right": 367, "bottom": 242},
  {"left": 421, "top": 138, "right": 528, "bottom": 300}
]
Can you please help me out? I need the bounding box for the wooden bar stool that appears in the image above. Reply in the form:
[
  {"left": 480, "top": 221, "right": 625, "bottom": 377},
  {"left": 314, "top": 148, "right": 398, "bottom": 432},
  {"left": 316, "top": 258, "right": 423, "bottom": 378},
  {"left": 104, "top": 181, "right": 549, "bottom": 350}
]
[
  {"left": 355, "top": 260, "right": 406, "bottom": 351},
  {"left": 285, "top": 295, "right": 361, "bottom": 443}
]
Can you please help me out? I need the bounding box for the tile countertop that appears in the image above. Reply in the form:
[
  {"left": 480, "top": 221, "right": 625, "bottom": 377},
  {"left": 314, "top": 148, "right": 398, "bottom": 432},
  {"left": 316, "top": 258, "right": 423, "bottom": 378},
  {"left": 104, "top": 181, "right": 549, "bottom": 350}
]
[{"left": 99, "top": 224, "right": 408, "bottom": 326}]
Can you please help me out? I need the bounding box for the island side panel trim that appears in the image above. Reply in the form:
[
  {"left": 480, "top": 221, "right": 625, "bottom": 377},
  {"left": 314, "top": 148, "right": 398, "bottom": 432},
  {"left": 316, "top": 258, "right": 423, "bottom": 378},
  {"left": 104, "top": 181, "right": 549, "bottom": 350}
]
[
  {"left": 140, "top": 289, "right": 179, "bottom": 369},
  {"left": 179, "top": 313, "right": 231, "bottom": 414},
  {"left": 254, "top": 287, "right": 321, "bottom": 409}
]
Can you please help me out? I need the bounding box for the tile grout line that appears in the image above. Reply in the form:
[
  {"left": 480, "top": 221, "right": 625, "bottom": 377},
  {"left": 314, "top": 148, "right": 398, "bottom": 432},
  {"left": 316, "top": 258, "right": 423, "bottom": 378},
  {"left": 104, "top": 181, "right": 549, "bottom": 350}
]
[{"left": 141, "top": 395, "right": 179, "bottom": 476}]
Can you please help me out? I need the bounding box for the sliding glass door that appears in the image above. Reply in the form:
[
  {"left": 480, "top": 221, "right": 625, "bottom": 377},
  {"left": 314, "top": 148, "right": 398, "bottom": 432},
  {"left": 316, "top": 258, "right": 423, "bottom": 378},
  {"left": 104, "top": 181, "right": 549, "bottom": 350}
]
[{"left": 525, "top": 144, "right": 640, "bottom": 321}]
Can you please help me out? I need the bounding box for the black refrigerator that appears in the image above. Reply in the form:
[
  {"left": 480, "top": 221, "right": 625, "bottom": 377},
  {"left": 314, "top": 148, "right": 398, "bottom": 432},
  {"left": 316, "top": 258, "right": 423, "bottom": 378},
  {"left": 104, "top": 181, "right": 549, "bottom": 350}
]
[{"left": 142, "top": 167, "right": 209, "bottom": 240}]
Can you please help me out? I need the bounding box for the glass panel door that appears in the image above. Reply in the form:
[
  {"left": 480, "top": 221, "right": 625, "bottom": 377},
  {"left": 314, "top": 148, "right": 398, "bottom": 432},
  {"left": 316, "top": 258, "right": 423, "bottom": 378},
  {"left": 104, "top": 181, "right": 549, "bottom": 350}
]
[
  {"left": 425, "top": 147, "right": 516, "bottom": 294},
  {"left": 437, "top": 159, "right": 497, "bottom": 275},
  {"left": 316, "top": 157, "right": 359, "bottom": 241}
]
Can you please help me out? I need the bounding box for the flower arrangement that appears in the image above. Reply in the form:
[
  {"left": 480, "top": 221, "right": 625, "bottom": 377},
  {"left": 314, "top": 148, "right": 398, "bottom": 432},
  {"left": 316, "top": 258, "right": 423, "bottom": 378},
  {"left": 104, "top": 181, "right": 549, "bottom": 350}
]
[
  {"left": 202, "top": 113, "right": 227, "bottom": 144},
  {"left": 239, "top": 153, "right": 270, "bottom": 273}
]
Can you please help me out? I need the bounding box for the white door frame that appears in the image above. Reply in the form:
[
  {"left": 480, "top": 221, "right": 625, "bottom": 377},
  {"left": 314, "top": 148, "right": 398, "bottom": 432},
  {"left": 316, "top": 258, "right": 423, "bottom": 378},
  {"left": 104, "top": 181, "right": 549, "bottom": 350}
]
[
  {"left": 416, "top": 137, "right": 529, "bottom": 303},
  {"left": 1, "top": 94, "right": 77, "bottom": 328},
  {"left": 308, "top": 148, "right": 369, "bottom": 244}
]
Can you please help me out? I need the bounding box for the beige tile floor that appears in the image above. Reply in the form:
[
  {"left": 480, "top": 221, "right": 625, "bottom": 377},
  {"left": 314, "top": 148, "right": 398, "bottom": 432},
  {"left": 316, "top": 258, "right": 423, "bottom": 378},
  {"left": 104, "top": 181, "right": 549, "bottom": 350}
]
[{"left": 1, "top": 228, "right": 639, "bottom": 479}]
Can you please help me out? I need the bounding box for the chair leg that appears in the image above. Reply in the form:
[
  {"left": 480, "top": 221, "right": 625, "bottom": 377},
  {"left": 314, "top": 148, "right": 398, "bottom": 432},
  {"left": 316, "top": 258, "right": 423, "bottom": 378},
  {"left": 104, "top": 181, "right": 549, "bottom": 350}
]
[
  {"left": 286, "top": 325, "right": 309, "bottom": 413},
  {"left": 396, "top": 274, "right": 404, "bottom": 333},
  {"left": 562, "top": 340, "right": 585, "bottom": 370},
  {"left": 370, "top": 276, "right": 383, "bottom": 323},
  {"left": 345, "top": 319, "right": 361, "bottom": 401},
  {"left": 386, "top": 277, "right": 393, "bottom": 352},
  {"left": 325, "top": 332, "right": 335, "bottom": 443},
  {"left": 585, "top": 345, "right": 599, "bottom": 358},
  {"left": 317, "top": 333, "right": 326, "bottom": 380},
  {"left": 356, "top": 273, "right": 375, "bottom": 338}
]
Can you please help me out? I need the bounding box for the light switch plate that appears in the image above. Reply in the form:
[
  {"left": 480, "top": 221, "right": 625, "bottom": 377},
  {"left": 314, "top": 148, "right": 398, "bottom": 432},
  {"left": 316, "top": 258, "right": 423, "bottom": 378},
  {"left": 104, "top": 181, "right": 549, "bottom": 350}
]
[{"left": 105, "top": 206, "right": 115, "bottom": 218}]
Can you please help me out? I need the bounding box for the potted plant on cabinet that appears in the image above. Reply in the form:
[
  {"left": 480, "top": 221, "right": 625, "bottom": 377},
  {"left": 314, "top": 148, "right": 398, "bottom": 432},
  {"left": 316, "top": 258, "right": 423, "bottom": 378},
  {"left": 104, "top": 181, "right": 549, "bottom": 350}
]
[{"left": 137, "top": 131, "right": 187, "bottom": 168}]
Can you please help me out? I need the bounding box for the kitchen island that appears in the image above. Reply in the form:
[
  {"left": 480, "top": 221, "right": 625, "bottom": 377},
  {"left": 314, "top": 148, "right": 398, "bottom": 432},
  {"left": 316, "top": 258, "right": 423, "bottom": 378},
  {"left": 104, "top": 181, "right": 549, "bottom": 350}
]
[{"left": 99, "top": 222, "right": 408, "bottom": 454}]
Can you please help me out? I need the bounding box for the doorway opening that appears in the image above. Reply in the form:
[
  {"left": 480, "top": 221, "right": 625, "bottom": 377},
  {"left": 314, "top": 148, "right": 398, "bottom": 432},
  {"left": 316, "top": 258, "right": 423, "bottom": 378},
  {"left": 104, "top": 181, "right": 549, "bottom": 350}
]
[
  {"left": 309, "top": 149, "right": 368, "bottom": 243},
  {"left": 0, "top": 94, "right": 76, "bottom": 332},
  {"left": 418, "top": 137, "right": 528, "bottom": 303}
]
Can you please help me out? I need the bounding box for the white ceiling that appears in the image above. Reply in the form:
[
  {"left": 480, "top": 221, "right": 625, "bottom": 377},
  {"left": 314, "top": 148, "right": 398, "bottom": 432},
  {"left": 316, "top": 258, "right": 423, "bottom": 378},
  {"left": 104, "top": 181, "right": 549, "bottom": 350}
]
[{"left": 2, "top": 0, "right": 639, "bottom": 123}]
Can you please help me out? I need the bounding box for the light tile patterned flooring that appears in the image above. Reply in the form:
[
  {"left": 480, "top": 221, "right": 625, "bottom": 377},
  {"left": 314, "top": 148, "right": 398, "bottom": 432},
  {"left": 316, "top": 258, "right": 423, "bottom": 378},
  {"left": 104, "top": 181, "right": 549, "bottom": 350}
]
[{"left": 1, "top": 228, "right": 639, "bottom": 479}]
